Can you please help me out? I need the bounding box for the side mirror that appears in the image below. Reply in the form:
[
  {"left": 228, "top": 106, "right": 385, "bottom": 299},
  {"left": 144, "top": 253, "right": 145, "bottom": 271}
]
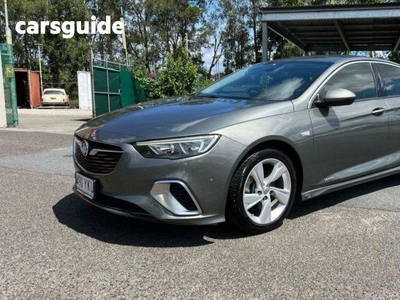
[{"left": 315, "top": 88, "right": 356, "bottom": 108}]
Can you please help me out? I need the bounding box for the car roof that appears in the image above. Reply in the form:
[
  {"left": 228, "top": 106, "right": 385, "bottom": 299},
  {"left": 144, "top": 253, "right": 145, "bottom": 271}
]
[{"left": 270, "top": 55, "right": 393, "bottom": 65}]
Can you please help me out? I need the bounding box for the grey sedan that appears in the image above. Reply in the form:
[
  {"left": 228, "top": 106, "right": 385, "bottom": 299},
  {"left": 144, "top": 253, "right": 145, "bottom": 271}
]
[{"left": 73, "top": 56, "right": 400, "bottom": 233}]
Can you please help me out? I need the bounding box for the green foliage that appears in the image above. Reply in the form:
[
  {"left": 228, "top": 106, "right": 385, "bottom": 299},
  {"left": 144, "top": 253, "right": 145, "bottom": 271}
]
[
  {"left": 389, "top": 52, "right": 400, "bottom": 64},
  {"left": 134, "top": 47, "right": 200, "bottom": 99},
  {"left": 272, "top": 38, "right": 305, "bottom": 59},
  {"left": 132, "top": 67, "right": 163, "bottom": 99},
  {"left": 125, "top": 0, "right": 205, "bottom": 73},
  {"left": 158, "top": 50, "right": 199, "bottom": 97}
]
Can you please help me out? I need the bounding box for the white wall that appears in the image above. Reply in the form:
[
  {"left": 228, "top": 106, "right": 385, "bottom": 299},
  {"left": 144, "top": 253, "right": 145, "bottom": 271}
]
[{"left": 77, "top": 71, "right": 92, "bottom": 110}]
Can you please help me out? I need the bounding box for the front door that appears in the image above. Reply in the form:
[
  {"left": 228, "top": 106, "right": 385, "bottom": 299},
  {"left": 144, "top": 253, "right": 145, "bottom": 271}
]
[{"left": 308, "top": 62, "right": 388, "bottom": 189}]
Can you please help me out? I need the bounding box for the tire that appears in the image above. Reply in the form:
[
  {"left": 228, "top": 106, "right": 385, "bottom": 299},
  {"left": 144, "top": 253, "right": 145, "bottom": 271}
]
[{"left": 226, "top": 149, "right": 297, "bottom": 234}]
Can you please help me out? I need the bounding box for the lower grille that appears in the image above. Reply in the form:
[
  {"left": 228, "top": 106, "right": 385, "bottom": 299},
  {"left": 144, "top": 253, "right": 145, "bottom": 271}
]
[
  {"left": 74, "top": 136, "right": 123, "bottom": 174},
  {"left": 93, "top": 194, "right": 150, "bottom": 216}
]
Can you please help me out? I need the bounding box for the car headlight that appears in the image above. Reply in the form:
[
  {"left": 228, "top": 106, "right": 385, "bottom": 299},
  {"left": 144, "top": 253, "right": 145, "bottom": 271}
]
[{"left": 135, "top": 135, "right": 220, "bottom": 159}]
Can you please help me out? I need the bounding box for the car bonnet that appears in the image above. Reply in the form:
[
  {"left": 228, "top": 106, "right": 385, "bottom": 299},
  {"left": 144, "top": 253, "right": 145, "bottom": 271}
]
[{"left": 75, "top": 96, "right": 294, "bottom": 143}]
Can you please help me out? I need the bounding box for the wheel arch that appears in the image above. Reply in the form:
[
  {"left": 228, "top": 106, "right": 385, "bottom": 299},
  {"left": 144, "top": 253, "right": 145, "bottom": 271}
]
[{"left": 226, "top": 138, "right": 304, "bottom": 202}]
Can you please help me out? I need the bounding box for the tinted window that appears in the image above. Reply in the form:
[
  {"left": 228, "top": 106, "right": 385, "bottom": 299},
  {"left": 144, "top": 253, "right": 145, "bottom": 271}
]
[
  {"left": 376, "top": 63, "right": 400, "bottom": 97},
  {"left": 198, "top": 61, "right": 332, "bottom": 101},
  {"left": 320, "top": 63, "right": 376, "bottom": 101}
]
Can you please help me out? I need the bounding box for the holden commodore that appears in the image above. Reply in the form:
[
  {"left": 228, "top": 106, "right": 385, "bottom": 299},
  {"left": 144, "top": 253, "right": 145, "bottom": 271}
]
[{"left": 73, "top": 56, "right": 400, "bottom": 233}]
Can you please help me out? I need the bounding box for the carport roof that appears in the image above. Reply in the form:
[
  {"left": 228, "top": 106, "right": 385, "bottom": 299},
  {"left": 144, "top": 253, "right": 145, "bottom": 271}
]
[{"left": 260, "top": 3, "right": 400, "bottom": 53}]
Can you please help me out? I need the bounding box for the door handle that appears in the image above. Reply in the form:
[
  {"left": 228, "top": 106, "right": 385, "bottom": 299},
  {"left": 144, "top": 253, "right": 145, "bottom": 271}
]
[{"left": 372, "top": 108, "right": 385, "bottom": 116}]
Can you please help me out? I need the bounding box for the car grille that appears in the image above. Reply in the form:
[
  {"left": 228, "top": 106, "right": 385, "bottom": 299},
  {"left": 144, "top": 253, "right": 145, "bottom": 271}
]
[{"left": 74, "top": 136, "right": 123, "bottom": 174}]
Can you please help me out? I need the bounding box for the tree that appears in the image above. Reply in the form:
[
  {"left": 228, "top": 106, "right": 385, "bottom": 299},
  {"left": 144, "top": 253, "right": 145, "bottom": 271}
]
[
  {"left": 124, "top": 0, "right": 157, "bottom": 72},
  {"left": 134, "top": 46, "right": 199, "bottom": 99},
  {"left": 201, "top": 0, "right": 225, "bottom": 77},
  {"left": 86, "top": 0, "right": 127, "bottom": 61},
  {"left": 44, "top": 0, "right": 92, "bottom": 93},
  {"left": 124, "top": 0, "right": 205, "bottom": 73},
  {"left": 158, "top": 47, "right": 199, "bottom": 97},
  {"left": 3, "top": 0, "right": 49, "bottom": 68},
  {"left": 220, "top": 0, "right": 253, "bottom": 74}
]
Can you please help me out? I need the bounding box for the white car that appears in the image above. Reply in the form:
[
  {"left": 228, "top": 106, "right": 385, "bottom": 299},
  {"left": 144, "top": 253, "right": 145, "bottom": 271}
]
[{"left": 42, "top": 88, "right": 69, "bottom": 106}]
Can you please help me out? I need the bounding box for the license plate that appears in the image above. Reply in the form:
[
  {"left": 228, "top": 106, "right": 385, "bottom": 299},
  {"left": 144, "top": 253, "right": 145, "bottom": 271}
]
[{"left": 75, "top": 173, "right": 95, "bottom": 199}]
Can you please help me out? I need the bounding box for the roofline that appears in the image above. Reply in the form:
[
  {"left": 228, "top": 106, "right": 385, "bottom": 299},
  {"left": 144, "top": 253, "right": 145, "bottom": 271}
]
[
  {"left": 260, "top": 3, "right": 400, "bottom": 21},
  {"left": 260, "top": 3, "right": 400, "bottom": 13}
]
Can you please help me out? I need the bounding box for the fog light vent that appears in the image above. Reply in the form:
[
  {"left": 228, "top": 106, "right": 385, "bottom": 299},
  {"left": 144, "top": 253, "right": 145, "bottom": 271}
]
[
  {"left": 170, "top": 183, "right": 197, "bottom": 211},
  {"left": 150, "top": 180, "right": 202, "bottom": 216}
]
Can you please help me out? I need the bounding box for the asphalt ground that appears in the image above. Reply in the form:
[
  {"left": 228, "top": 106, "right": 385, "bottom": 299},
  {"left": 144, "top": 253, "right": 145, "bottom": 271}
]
[{"left": 1, "top": 108, "right": 400, "bottom": 299}]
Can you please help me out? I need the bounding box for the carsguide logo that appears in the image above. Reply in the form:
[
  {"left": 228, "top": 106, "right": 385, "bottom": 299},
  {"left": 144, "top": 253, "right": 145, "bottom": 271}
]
[{"left": 15, "top": 16, "right": 124, "bottom": 39}]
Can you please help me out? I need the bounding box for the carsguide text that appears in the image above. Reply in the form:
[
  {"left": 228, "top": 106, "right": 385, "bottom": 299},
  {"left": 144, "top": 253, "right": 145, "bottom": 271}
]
[{"left": 15, "top": 16, "right": 124, "bottom": 39}]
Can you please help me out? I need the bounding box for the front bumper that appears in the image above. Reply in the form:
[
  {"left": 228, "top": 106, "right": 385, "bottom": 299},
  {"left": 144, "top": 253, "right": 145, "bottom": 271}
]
[
  {"left": 73, "top": 135, "right": 246, "bottom": 225},
  {"left": 42, "top": 97, "right": 69, "bottom": 106}
]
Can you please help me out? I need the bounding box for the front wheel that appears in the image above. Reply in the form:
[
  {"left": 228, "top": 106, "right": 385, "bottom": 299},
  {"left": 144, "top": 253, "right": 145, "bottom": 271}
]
[{"left": 226, "top": 149, "right": 297, "bottom": 234}]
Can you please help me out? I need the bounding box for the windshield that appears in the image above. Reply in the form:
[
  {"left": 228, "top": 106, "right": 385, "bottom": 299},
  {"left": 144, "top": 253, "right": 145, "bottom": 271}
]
[{"left": 198, "top": 61, "right": 332, "bottom": 100}]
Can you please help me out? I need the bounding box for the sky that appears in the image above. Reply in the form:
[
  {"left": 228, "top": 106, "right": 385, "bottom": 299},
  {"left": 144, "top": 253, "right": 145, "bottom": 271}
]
[{"left": 202, "top": 47, "right": 225, "bottom": 74}]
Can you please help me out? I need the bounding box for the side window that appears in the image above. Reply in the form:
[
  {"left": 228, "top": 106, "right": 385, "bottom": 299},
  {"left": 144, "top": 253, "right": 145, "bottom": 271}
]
[
  {"left": 319, "top": 63, "right": 376, "bottom": 101},
  {"left": 376, "top": 63, "right": 400, "bottom": 97}
]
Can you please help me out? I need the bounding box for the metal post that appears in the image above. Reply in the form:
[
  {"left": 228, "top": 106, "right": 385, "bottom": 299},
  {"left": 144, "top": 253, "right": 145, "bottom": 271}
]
[
  {"left": 3, "top": 1, "right": 18, "bottom": 126},
  {"left": 4, "top": 0, "right": 12, "bottom": 45},
  {"left": 106, "top": 61, "right": 111, "bottom": 113},
  {"left": 120, "top": 8, "right": 128, "bottom": 65},
  {"left": 217, "top": 57, "right": 220, "bottom": 80},
  {"left": 36, "top": 44, "right": 44, "bottom": 94},
  {"left": 262, "top": 22, "right": 268, "bottom": 62},
  {"left": 90, "top": 50, "right": 96, "bottom": 117},
  {"left": 0, "top": 54, "right": 6, "bottom": 128}
]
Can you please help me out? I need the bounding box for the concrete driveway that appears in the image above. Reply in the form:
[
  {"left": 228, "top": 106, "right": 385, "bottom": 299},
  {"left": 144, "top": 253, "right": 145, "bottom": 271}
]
[
  {"left": 1, "top": 108, "right": 400, "bottom": 299},
  {"left": 11, "top": 108, "right": 92, "bottom": 135}
]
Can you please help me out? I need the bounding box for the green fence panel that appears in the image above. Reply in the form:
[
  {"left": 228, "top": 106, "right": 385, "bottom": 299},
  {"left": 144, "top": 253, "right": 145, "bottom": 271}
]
[
  {"left": 133, "top": 76, "right": 147, "bottom": 103},
  {"left": 92, "top": 59, "right": 147, "bottom": 117},
  {"left": 94, "top": 93, "right": 109, "bottom": 117},
  {"left": 120, "top": 69, "right": 135, "bottom": 107},
  {"left": 108, "top": 69, "right": 120, "bottom": 93},
  {"left": 93, "top": 67, "right": 108, "bottom": 93},
  {"left": 93, "top": 65, "right": 122, "bottom": 116},
  {"left": 110, "top": 95, "right": 121, "bottom": 111},
  {"left": 1, "top": 44, "right": 18, "bottom": 127}
]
